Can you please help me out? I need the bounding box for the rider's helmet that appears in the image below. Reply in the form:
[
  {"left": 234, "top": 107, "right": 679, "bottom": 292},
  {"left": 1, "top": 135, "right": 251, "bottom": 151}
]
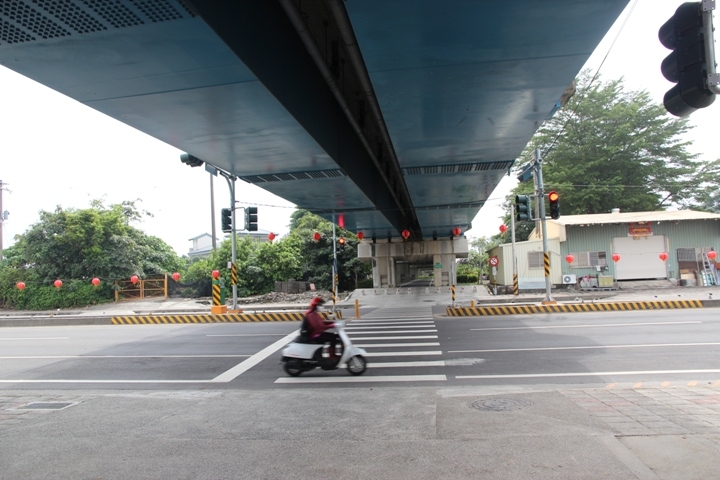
[{"left": 310, "top": 297, "right": 325, "bottom": 309}]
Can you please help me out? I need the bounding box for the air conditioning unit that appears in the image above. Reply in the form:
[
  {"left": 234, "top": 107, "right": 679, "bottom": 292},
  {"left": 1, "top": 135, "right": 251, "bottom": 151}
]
[{"left": 562, "top": 274, "right": 577, "bottom": 285}]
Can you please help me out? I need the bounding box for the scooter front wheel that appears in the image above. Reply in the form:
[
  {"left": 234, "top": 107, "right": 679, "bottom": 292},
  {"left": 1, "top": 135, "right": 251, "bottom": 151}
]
[
  {"left": 283, "top": 358, "right": 303, "bottom": 377},
  {"left": 347, "top": 355, "right": 367, "bottom": 376}
]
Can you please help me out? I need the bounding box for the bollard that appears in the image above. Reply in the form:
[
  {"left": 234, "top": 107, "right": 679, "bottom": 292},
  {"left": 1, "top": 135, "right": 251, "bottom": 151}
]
[
  {"left": 355, "top": 298, "right": 360, "bottom": 318},
  {"left": 471, "top": 300, "right": 475, "bottom": 308}
]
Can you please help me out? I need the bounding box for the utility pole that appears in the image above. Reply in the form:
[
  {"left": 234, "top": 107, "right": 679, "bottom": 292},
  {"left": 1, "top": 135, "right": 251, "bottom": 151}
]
[
  {"left": 511, "top": 203, "right": 518, "bottom": 295},
  {"left": 220, "top": 171, "right": 238, "bottom": 310},
  {"left": 0, "top": 180, "right": 4, "bottom": 261},
  {"left": 534, "top": 149, "right": 555, "bottom": 303},
  {"left": 332, "top": 219, "right": 338, "bottom": 314},
  {"left": 210, "top": 174, "right": 217, "bottom": 251}
]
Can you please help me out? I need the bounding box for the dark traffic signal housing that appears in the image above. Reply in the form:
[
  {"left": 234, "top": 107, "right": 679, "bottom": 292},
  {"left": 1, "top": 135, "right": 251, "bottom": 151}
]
[
  {"left": 515, "top": 195, "right": 532, "bottom": 222},
  {"left": 548, "top": 191, "right": 561, "bottom": 219},
  {"left": 659, "top": 1, "right": 717, "bottom": 117},
  {"left": 180, "top": 153, "right": 204, "bottom": 167},
  {"left": 245, "top": 207, "right": 258, "bottom": 231},
  {"left": 221, "top": 208, "right": 232, "bottom": 233}
]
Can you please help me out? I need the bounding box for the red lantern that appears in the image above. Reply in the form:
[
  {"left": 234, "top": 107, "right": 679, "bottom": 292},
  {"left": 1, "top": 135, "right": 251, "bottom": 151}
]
[
  {"left": 612, "top": 253, "right": 621, "bottom": 263},
  {"left": 130, "top": 275, "right": 139, "bottom": 285},
  {"left": 708, "top": 251, "right": 717, "bottom": 261},
  {"left": 91, "top": 277, "right": 100, "bottom": 286},
  {"left": 172, "top": 272, "right": 180, "bottom": 282},
  {"left": 356, "top": 231, "right": 364, "bottom": 240},
  {"left": 565, "top": 254, "right": 575, "bottom": 264},
  {"left": 54, "top": 279, "right": 63, "bottom": 289},
  {"left": 268, "top": 232, "right": 275, "bottom": 242},
  {"left": 659, "top": 252, "right": 669, "bottom": 262},
  {"left": 313, "top": 232, "right": 321, "bottom": 242},
  {"left": 453, "top": 227, "right": 461, "bottom": 237},
  {"left": 401, "top": 229, "right": 411, "bottom": 240},
  {"left": 17, "top": 282, "right": 25, "bottom": 291},
  {"left": 212, "top": 270, "right": 220, "bottom": 279},
  {"left": 499, "top": 225, "right": 508, "bottom": 233}
]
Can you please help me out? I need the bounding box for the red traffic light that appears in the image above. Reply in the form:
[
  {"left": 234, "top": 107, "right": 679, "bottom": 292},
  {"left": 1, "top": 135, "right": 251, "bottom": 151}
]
[
  {"left": 548, "top": 191, "right": 559, "bottom": 202},
  {"left": 338, "top": 237, "right": 346, "bottom": 245}
]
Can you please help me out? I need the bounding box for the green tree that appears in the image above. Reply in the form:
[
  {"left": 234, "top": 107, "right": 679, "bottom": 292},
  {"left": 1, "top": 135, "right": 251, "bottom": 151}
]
[
  {"left": 510, "top": 72, "right": 715, "bottom": 241},
  {"left": 287, "top": 209, "right": 371, "bottom": 291}
]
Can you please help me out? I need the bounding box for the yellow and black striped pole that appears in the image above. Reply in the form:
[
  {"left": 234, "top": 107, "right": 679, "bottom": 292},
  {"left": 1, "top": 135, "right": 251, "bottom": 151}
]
[
  {"left": 544, "top": 252, "right": 550, "bottom": 277},
  {"left": 451, "top": 284, "right": 456, "bottom": 307},
  {"left": 231, "top": 262, "right": 237, "bottom": 286},
  {"left": 513, "top": 274, "right": 519, "bottom": 295},
  {"left": 212, "top": 280, "right": 221, "bottom": 306}
]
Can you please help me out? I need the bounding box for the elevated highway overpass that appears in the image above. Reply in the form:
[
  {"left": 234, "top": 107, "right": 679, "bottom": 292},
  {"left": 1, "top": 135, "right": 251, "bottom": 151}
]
[{"left": 0, "top": 0, "right": 630, "bottom": 286}]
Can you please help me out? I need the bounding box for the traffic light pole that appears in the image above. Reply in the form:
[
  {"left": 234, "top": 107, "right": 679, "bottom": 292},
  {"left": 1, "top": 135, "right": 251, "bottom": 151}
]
[
  {"left": 534, "top": 149, "right": 554, "bottom": 303},
  {"left": 702, "top": 1, "right": 720, "bottom": 94},
  {"left": 221, "top": 171, "right": 238, "bottom": 310}
]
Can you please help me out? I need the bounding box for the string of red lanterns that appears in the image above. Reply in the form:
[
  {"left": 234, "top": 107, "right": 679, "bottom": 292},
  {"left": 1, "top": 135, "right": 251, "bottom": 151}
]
[
  {"left": 565, "top": 254, "right": 574, "bottom": 263},
  {"left": 499, "top": 225, "right": 507, "bottom": 233}
]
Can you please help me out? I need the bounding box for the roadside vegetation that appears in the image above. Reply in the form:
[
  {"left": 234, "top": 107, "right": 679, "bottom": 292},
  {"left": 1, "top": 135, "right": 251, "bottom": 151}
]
[{"left": 0, "top": 204, "right": 370, "bottom": 310}]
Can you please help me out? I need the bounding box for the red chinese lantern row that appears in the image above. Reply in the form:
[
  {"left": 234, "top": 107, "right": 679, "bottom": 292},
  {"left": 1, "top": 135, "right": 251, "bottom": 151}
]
[
  {"left": 564, "top": 252, "right": 676, "bottom": 265},
  {"left": 16, "top": 272, "right": 183, "bottom": 290}
]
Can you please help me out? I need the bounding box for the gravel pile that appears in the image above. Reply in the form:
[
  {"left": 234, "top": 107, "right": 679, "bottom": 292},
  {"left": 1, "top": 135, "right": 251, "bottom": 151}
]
[{"left": 234, "top": 290, "right": 337, "bottom": 305}]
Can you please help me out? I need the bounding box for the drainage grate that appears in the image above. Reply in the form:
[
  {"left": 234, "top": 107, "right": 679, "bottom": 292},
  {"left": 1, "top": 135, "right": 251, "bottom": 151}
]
[
  {"left": 469, "top": 398, "right": 532, "bottom": 412},
  {"left": 19, "top": 402, "right": 75, "bottom": 410}
]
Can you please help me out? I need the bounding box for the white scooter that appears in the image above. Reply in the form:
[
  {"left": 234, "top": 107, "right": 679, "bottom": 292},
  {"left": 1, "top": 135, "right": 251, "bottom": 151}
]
[{"left": 281, "top": 320, "right": 368, "bottom": 376}]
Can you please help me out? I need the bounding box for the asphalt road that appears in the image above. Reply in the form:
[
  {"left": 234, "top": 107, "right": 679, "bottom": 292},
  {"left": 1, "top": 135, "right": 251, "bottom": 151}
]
[{"left": 2, "top": 307, "right": 719, "bottom": 390}]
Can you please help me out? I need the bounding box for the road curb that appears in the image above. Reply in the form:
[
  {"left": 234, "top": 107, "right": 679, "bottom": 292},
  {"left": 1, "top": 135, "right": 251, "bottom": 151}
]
[{"left": 446, "top": 299, "right": 707, "bottom": 317}]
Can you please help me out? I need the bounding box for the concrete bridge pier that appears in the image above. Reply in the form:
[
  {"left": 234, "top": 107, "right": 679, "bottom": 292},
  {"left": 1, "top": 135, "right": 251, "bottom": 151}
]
[{"left": 358, "top": 237, "right": 468, "bottom": 288}]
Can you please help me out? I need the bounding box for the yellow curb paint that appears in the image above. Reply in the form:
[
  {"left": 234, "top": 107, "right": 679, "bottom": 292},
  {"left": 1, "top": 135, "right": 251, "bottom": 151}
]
[
  {"left": 606, "top": 383, "right": 616, "bottom": 389},
  {"left": 662, "top": 381, "right": 671, "bottom": 387},
  {"left": 688, "top": 381, "right": 698, "bottom": 387},
  {"left": 633, "top": 382, "right": 643, "bottom": 388}
]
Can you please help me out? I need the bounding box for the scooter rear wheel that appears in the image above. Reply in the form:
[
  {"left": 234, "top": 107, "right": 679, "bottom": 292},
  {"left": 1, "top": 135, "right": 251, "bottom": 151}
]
[
  {"left": 347, "top": 355, "right": 367, "bottom": 375},
  {"left": 283, "top": 358, "right": 303, "bottom": 377}
]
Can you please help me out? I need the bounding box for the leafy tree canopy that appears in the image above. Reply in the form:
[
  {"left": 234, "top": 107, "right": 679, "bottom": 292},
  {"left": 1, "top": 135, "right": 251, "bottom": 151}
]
[
  {"left": 7, "top": 200, "right": 182, "bottom": 282},
  {"left": 510, "top": 72, "right": 720, "bottom": 234}
]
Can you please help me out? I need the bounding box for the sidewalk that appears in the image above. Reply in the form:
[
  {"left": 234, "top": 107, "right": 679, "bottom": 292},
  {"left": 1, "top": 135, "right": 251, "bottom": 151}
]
[{"left": 1, "top": 383, "right": 719, "bottom": 478}]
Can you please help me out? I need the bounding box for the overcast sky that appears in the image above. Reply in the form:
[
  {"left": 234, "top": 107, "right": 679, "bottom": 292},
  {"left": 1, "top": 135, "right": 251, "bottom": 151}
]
[{"left": 1, "top": 0, "right": 718, "bottom": 256}]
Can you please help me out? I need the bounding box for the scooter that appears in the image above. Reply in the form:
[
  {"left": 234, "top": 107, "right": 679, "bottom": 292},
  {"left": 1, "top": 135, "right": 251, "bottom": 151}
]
[{"left": 281, "top": 320, "right": 368, "bottom": 376}]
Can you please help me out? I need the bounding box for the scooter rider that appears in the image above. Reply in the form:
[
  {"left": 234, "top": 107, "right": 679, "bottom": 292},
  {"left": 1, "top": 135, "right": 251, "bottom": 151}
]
[{"left": 305, "top": 297, "right": 339, "bottom": 358}]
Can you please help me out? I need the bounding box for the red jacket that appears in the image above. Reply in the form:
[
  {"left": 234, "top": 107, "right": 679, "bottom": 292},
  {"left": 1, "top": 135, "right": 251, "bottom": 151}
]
[{"left": 305, "top": 308, "right": 334, "bottom": 339}]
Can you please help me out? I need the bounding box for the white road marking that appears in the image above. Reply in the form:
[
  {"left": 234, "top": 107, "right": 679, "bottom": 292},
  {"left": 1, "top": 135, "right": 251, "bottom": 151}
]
[
  {"left": 0, "top": 379, "right": 213, "bottom": 384},
  {"left": 0, "top": 355, "right": 250, "bottom": 359},
  {"left": 345, "top": 325, "right": 434, "bottom": 329},
  {"left": 211, "top": 330, "right": 298, "bottom": 383},
  {"left": 0, "top": 337, "right": 69, "bottom": 340},
  {"left": 471, "top": 321, "right": 701, "bottom": 331},
  {"left": 367, "top": 361, "right": 445, "bottom": 368},
  {"left": 275, "top": 374, "right": 446, "bottom": 384},
  {"left": 449, "top": 342, "right": 720, "bottom": 353},
  {"left": 363, "top": 351, "right": 442, "bottom": 357},
  {"left": 207, "top": 334, "right": 288, "bottom": 337},
  {"left": 349, "top": 320, "right": 435, "bottom": 326},
  {"left": 350, "top": 335, "right": 438, "bottom": 340},
  {"left": 356, "top": 342, "right": 440, "bottom": 348},
  {"left": 354, "top": 317, "right": 434, "bottom": 321},
  {"left": 348, "top": 329, "right": 437, "bottom": 334},
  {"left": 456, "top": 369, "right": 720, "bottom": 380}
]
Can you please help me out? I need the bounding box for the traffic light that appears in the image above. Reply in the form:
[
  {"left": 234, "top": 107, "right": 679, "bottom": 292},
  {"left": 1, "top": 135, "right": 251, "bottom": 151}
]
[
  {"left": 338, "top": 237, "right": 346, "bottom": 249},
  {"left": 548, "top": 191, "right": 560, "bottom": 220},
  {"left": 180, "top": 153, "right": 204, "bottom": 167},
  {"left": 659, "top": 2, "right": 716, "bottom": 117},
  {"left": 515, "top": 195, "right": 531, "bottom": 222},
  {"left": 221, "top": 208, "right": 232, "bottom": 233},
  {"left": 245, "top": 207, "right": 258, "bottom": 231}
]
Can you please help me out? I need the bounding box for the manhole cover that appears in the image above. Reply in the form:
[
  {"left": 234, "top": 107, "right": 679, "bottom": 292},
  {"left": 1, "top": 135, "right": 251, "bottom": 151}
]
[
  {"left": 18, "top": 402, "right": 75, "bottom": 410},
  {"left": 469, "top": 398, "right": 533, "bottom": 412}
]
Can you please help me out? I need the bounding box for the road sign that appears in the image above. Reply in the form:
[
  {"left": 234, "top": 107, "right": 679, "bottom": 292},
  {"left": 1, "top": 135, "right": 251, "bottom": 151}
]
[
  {"left": 489, "top": 256, "right": 499, "bottom": 267},
  {"left": 434, "top": 263, "right": 442, "bottom": 269}
]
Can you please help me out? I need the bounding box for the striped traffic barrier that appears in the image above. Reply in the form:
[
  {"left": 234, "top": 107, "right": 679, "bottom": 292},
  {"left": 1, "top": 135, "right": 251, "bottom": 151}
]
[
  {"left": 446, "top": 300, "right": 703, "bottom": 317},
  {"left": 112, "top": 311, "right": 341, "bottom": 325}
]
